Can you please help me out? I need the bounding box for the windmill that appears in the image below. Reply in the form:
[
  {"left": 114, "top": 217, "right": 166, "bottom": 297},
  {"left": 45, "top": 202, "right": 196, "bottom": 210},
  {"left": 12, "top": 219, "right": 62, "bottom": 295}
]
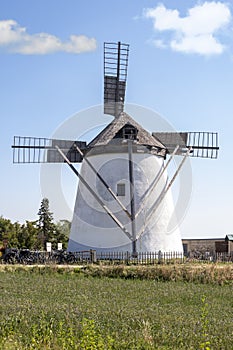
[{"left": 12, "top": 42, "right": 219, "bottom": 255}]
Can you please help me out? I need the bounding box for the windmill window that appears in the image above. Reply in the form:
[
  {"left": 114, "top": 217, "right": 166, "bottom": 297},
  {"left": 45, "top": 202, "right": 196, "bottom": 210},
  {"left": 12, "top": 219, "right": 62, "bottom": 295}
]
[
  {"left": 123, "top": 125, "right": 138, "bottom": 140},
  {"left": 114, "top": 124, "right": 138, "bottom": 140},
  {"left": 117, "top": 183, "right": 125, "bottom": 196}
]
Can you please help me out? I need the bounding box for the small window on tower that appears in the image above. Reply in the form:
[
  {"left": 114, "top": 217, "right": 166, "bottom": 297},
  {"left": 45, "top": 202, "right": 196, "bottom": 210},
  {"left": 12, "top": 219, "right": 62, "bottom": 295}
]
[
  {"left": 117, "top": 183, "right": 125, "bottom": 196},
  {"left": 114, "top": 124, "right": 138, "bottom": 140},
  {"left": 123, "top": 125, "right": 138, "bottom": 140}
]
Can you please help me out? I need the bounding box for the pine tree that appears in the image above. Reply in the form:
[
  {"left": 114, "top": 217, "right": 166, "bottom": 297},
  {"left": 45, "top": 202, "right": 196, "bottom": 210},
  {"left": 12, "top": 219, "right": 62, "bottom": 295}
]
[{"left": 37, "top": 198, "right": 55, "bottom": 250}]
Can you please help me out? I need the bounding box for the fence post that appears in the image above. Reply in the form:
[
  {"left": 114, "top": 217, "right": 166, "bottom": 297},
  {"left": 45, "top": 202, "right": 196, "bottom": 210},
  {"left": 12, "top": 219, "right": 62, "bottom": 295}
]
[
  {"left": 90, "top": 249, "right": 97, "bottom": 263},
  {"left": 158, "top": 250, "right": 162, "bottom": 264}
]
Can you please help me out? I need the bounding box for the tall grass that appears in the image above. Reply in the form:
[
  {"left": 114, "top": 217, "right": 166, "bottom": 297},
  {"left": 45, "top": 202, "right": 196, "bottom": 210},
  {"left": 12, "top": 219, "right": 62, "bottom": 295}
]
[
  {"left": 1, "top": 266, "right": 233, "bottom": 349},
  {"left": 1, "top": 262, "right": 232, "bottom": 284}
]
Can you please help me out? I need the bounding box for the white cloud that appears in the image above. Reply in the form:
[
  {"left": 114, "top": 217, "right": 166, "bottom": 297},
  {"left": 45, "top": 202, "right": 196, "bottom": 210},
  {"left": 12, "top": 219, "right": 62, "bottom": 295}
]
[
  {"left": 171, "top": 33, "right": 224, "bottom": 55},
  {"left": 0, "top": 20, "right": 97, "bottom": 54},
  {"left": 144, "top": 2, "right": 231, "bottom": 56},
  {"left": 152, "top": 39, "right": 167, "bottom": 49}
]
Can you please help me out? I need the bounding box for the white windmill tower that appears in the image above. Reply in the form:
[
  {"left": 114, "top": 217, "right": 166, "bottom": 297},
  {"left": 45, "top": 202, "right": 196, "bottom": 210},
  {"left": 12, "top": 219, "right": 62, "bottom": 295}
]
[{"left": 12, "top": 42, "right": 219, "bottom": 256}]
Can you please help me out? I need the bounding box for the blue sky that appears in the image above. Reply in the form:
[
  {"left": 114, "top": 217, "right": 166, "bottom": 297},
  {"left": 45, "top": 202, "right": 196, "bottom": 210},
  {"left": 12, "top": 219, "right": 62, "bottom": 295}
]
[{"left": 0, "top": 0, "right": 232, "bottom": 238}]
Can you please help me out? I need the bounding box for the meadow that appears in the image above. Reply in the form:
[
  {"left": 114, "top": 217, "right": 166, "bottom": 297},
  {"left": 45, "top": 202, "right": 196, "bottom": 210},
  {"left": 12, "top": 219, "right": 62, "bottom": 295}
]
[{"left": 0, "top": 264, "right": 233, "bottom": 349}]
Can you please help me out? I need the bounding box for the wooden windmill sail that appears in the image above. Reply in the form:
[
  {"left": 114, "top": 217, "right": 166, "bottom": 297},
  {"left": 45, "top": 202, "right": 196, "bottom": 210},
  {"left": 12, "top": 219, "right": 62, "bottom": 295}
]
[{"left": 12, "top": 41, "right": 219, "bottom": 255}]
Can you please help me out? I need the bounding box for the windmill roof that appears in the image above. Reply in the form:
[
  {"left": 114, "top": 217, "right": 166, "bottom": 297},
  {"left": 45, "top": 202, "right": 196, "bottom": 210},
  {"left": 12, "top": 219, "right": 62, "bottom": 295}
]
[{"left": 87, "top": 112, "right": 166, "bottom": 154}]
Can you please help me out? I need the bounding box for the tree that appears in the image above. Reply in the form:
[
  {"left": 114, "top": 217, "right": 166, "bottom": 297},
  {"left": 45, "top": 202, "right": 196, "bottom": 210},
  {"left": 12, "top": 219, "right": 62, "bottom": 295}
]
[
  {"left": 0, "top": 216, "right": 19, "bottom": 248},
  {"left": 37, "top": 198, "right": 56, "bottom": 250},
  {"left": 55, "top": 220, "right": 70, "bottom": 249},
  {"left": 0, "top": 199, "right": 70, "bottom": 251},
  {"left": 17, "top": 221, "right": 39, "bottom": 249}
]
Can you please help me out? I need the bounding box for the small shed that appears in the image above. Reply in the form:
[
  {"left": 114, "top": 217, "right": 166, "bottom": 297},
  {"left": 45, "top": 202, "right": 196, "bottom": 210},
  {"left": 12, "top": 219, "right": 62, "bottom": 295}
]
[
  {"left": 225, "top": 234, "right": 233, "bottom": 254},
  {"left": 182, "top": 237, "right": 228, "bottom": 256}
]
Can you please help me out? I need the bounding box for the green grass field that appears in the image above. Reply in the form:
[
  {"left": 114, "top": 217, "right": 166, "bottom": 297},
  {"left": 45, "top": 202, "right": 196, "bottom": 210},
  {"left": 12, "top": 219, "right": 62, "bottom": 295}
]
[{"left": 0, "top": 265, "right": 233, "bottom": 349}]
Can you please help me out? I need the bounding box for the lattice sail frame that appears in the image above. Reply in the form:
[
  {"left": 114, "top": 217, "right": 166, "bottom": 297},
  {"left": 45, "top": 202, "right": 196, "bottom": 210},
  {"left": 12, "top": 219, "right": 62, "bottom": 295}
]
[
  {"left": 152, "top": 131, "right": 219, "bottom": 159},
  {"left": 104, "top": 42, "right": 129, "bottom": 117},
  {"left": 12, "top": 136, "right": 86, "bottom": 163}
]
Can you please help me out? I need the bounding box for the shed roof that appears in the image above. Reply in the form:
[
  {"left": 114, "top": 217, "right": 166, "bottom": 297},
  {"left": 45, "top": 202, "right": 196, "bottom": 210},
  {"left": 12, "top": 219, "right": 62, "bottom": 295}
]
[
  {"left": 225, "top": 234, "right": 233, "bottom": 241},
  {"left": 87, "top": 112, "right": 166, "bottom": 156}
]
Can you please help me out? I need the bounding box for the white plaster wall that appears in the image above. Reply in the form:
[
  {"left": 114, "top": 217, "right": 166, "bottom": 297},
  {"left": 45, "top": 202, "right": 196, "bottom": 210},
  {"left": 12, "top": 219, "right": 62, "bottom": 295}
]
[{"left": 68, "top": 151, "right": 183, "bottom": 253}]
